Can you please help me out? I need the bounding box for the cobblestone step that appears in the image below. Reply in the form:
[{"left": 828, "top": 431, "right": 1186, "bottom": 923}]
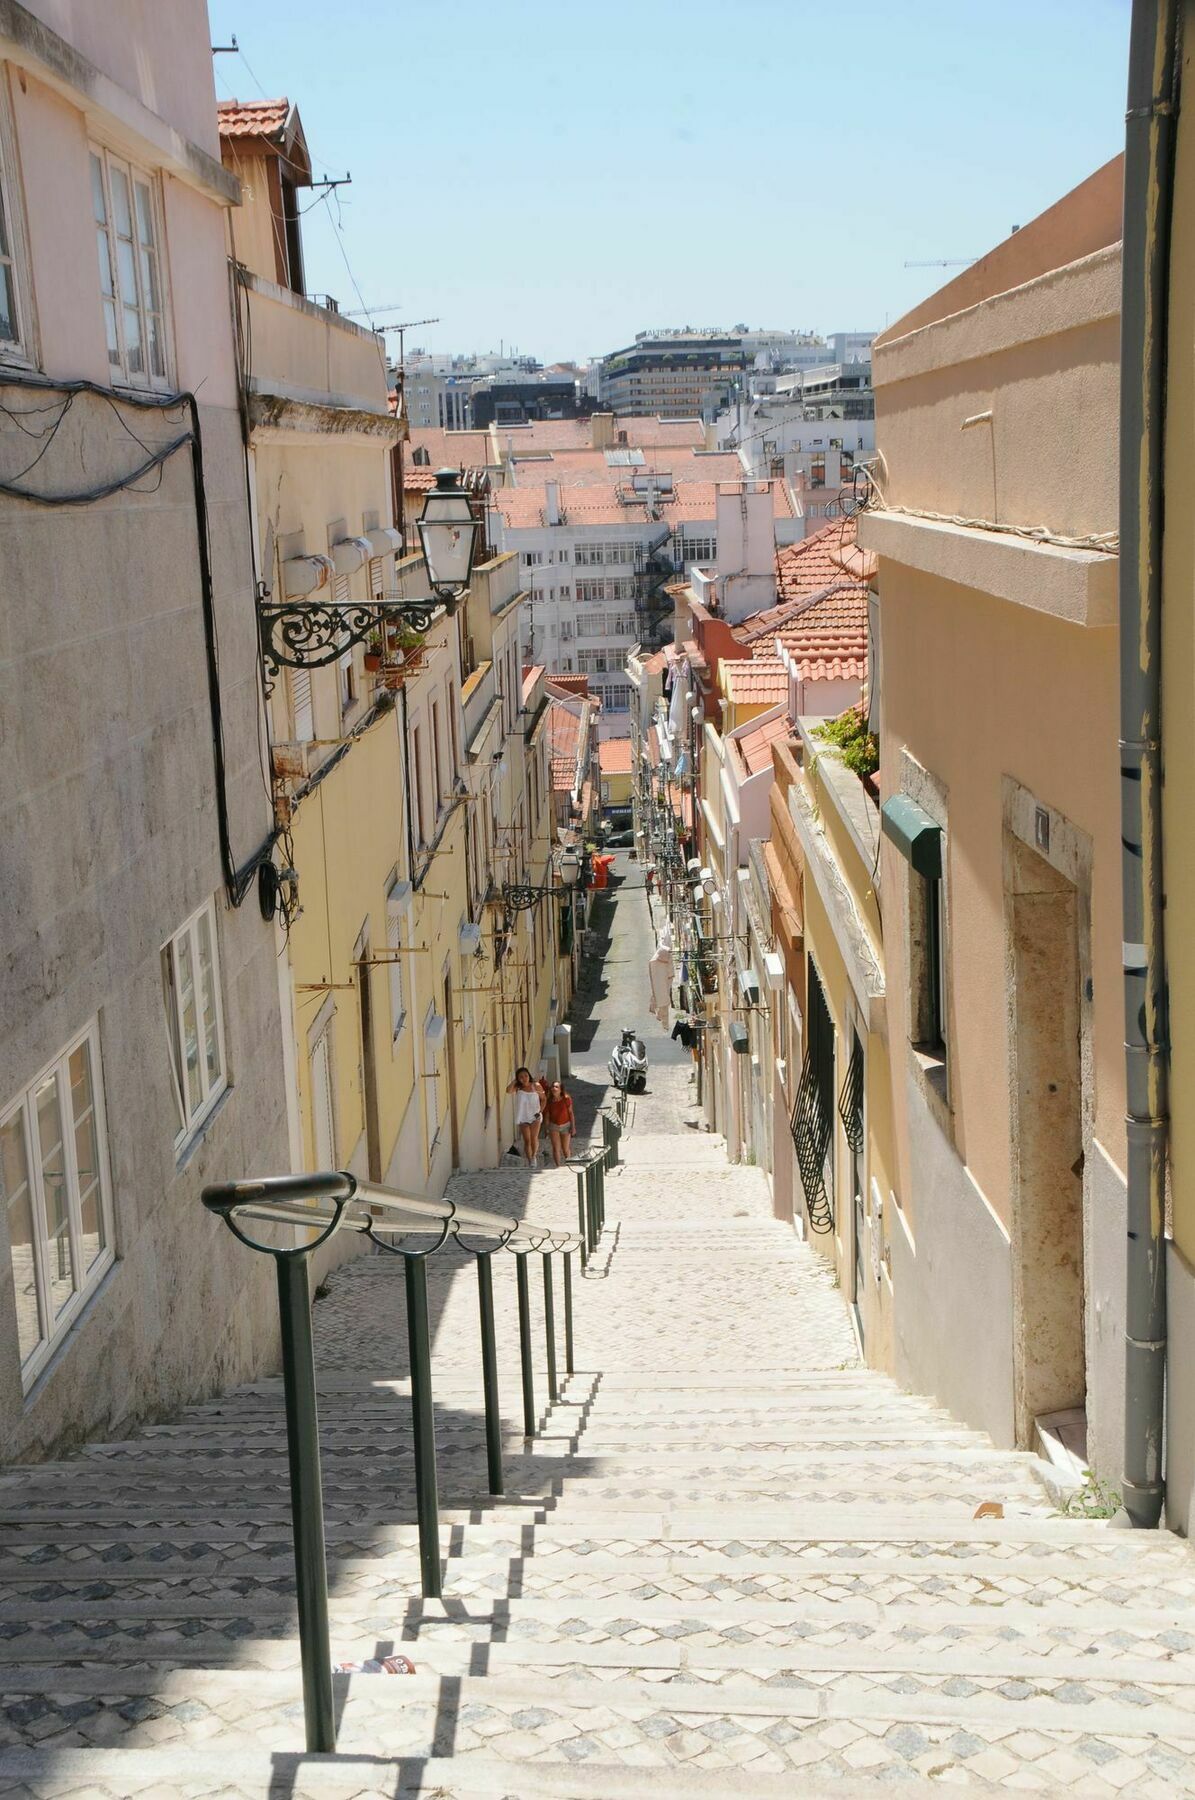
[{"left": 0, "top": 1666, "right": 1191, "bottom": 1792}]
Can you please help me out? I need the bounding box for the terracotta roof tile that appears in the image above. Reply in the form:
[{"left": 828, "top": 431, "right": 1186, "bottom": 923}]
[
  {"left": 403, "top": 464, "right": 439, "bottom": 491},
  {"left": 546, "top": 673, "right": 591, "bottom": 698},
  {"left": 217, "top": 98, "right": 291, "bottom": 140},
  {"left": 493, "top": 474, "right": 791, "bottom": 531},
  {"left": 722, "top": 657, "right": 788, "bottom": 705},
  {"left": 408, "top": 428, "right": 491, "bottom": 471},
  {"left": 769, "top": 585, "right": 870, "bottom": 684},
  {"left": 496, "top": 416, "right": 706, "bottom": 452},
  {"left": 734, "top": 711, "right": 792, "bottom": 776},
  {"left": 772, "top": 515, "right": 875, "bottom": 608},
  {"left": 598, "top": 737, "right": 633, "bottom": 775}
]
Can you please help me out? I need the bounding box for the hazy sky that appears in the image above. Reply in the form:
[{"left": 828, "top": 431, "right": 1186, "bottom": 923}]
[{"left": 206, "top": 0, "right": 1131, "bottom": 365}]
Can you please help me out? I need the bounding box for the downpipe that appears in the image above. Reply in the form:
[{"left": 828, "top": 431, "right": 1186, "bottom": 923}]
[{"left": 1117, "top": 0, "right": 1179, "bottom": 1529}]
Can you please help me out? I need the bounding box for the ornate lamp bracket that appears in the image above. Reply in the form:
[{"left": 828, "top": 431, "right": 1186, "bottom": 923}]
[{"left": 259, "top": 595, "right": 440, "bottom": 690}]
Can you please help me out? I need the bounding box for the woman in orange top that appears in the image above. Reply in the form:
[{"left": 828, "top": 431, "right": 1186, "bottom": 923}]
[{"left": 544, "top": 1080, "right": 576, "bottom": 1166}]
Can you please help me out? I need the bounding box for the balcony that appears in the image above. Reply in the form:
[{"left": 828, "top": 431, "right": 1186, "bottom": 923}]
[{"left": 235, "top": 267, "right": 393, "bottom": 421}]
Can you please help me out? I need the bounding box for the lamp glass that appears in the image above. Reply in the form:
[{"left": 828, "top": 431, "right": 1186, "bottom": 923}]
[{"left": 418, "top": 470, "right": 479, "bottom": 595}]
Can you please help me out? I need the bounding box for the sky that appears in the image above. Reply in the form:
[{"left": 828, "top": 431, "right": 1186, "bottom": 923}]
[{"left": 206, "top": 0, "right": 1131, "bottom": 367}]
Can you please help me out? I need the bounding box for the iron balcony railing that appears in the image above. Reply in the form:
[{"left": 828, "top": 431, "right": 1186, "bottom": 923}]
[{"left": 202, "top": 1157, "right": 611, "bottom": 1755}]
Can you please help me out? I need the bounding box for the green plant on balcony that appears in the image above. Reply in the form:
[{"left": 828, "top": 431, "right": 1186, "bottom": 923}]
[{"left": 814, "top": 705, "right": 879, "bottom": 780}]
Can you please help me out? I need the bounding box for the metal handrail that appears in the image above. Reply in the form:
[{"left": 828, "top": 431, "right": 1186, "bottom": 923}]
[
  {"left": 203, "top": 1170, "right": 582, "bottom": 1254},
  {"left": 200, "top": 1162, "right": 593, "bottom": 1755}
]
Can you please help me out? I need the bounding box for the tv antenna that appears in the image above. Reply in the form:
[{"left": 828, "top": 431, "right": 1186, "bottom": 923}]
[{"left": 903, "top": 258, "right": 976, "bottom": 269}]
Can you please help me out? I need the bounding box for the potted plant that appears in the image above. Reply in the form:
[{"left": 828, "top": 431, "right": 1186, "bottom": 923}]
[{"left": 363, "top": 632, "right": 383, "bottom": 672}]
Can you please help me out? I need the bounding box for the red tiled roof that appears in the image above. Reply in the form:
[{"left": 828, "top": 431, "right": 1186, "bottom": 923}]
[
  {"left": 408, "top": 428, "right": 491, "bottom": 471},
  {"left": 722, "top": 657, "right": 788, "bottom": 705},
  {"left": 403, "top": 464, "right": 439, "bottom": 492},
  {"left": 774, "top": 586, "right": 870, "bottom": 684},
  {"left": 508, "top": 449, "right": 745, "bottom": 490},
  {"left": 598, "top": 737, "right": 633, "bottom": 775},
  {"left": 547, "top": 699, "right": 581, "bottom": 766},
  {"left": 642, "top": 649, "right": 668, "bottom": 675},
  {"left": 495, "top": 416, "right": 706, "bottom": 452},
  {"left": 551, "top": 757, "right": 575, "bottom": 792},
  {"left": 217, "top": 99, "right": 291, "bottom": 140},
  {"left": 772, "top": 515, "right": 875, "bottom": 609},
  {"left": 734, "top": 711, "right": 792, "bottom": 776},
  {"left": 492, "top": 475, "right": 791, "bottom": 531},
  {"left": 546, "top": 673, "right": 590, "bottom": 698}
]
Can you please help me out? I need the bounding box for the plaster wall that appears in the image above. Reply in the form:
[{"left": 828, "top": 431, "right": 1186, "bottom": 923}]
[
  {"left": 873, "top": 250, "right": 1120, "bottom": 538},
  {"left": 888, "top": 1065, "right": 1016, "bottom": 1448},
  {"left": 0, "top": 391, "right": 291, "bottom": 1459},
  {"left": 880, "top": 568, "right": 1122, "bottom": 1228}
]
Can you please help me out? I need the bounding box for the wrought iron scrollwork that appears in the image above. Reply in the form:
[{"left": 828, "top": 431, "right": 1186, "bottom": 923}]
[
  {"left": 259, "top": 597, "right": 439, "bottom": 688},
  {"left": 502, "top": 881, "right": 568, "bottom": 912}
]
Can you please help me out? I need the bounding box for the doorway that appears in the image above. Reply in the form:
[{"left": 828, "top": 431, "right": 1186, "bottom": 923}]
[
  {"left": 844, "top": 1027, "right": 866, "bottom": 1347},
  {"left": 1008, "top": 834, "right": 1086, "bottom": 1448},
  {"left": 355, "top": 943, "right": 382, "bottom": 1183},
  {"left": 443, "top": 970, "right": 460, "bottom": 1170}
]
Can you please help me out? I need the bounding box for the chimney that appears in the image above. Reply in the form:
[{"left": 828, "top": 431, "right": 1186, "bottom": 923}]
[
  {"left": 713, "top": 482, "right": 777, "bottom": 624},
  {"left": 545, "top": 480, "right": 561, "bottom": 526},
  {"left": 590, "top": 411, "right": 615, "bottom": 449},
  {"left": 703, "top": 420, "right": 717, "bottom": 451}
]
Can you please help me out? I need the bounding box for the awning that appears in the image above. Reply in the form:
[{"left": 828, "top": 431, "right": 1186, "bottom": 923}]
[{"left": 880, "top": 794, "right": 942, "bottom": 878}]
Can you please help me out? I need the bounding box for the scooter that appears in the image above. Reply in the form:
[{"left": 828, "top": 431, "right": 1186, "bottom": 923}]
[{"left": 609, "top": 1027, "right": 648, "bottom": 1094}]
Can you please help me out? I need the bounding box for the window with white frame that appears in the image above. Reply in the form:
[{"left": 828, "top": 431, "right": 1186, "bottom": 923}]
[
  {"left": 290, "top": 667, "right": 314, "bottom": 743},
  {"left": 161, "top": 899, "right": 227, "bottom": 1141},
  {"left": 310, "top": 1029, "right": 336, "bottom": 1169},
  {"left": 423, "top": 1004, "right": 442, "bottom": 1160},
  {"left": 0, "top": 77, "right": 29, "bottom": 357},
  {"left": 386, "top": 875, "right": 410, "bottom": 1039},
  {"left": 0, "top": 1022, "right": 115, "bottom": 1385},
  {"left": 90, "top": 146, "right": 168, "bottom": 388}
]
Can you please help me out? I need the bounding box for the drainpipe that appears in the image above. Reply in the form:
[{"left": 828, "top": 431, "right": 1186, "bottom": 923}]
[{"left": 1118, "top": 0, "right": 1179, "bottom": 1529}]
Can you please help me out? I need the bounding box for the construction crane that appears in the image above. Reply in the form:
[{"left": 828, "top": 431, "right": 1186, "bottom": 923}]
[{"left": 903, "top": 259, "right": 976, "bottom": 269}]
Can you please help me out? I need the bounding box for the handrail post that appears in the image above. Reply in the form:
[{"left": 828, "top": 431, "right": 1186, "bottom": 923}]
[
  {"left": 575, "top": 1166, "right": 589, "bottom": 1269},
  {"left": 404, "top": 1255, "right": 442, "bottom": 1599},
  {"left": 586, "top": 1162, "right": 597, "bottom": 1253},
  {"left": 515, "top": 1252, "right": 536, "bottom": 1436},
  {"left": 603, "top": 1112, "right": 620, "bottom": 1167},
  {"left": 542, "top": 1252, "right": 559, "bottom": 1405},
  {"left": 276, "top": 1252, "right": 336, "bottom": 1753},
  {"left": 476, "top": 1251, "right": 503, "bottom": 1495},
  {"left": 563, "top": 1250, "right": 575, "bottom": 1376}
]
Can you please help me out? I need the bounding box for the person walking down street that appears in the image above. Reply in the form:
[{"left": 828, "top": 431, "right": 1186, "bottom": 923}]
[
  {"left": 544, "top": 1079, "right": 576, "bottom": 1166},
  {"left": 508, "top": 1066, "right": 545, "bottom": 1166}
]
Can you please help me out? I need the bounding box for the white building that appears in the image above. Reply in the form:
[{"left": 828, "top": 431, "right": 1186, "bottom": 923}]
[{"left": 486, "top": 448, "right": 801, "bottom": 730}]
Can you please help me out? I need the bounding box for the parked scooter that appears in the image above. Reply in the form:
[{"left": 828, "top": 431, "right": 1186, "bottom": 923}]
[{"left": 609, "top": 1027, "right": 648, "bottom": 1094}]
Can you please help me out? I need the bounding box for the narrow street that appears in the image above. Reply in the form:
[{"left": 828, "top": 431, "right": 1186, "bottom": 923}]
[{"left": 0, "top": 871, "right": 1194, "bottom": 1794}]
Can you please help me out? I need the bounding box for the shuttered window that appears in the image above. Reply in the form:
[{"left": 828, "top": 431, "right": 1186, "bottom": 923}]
[
  {"left": 291, "top": 668, "right": 314, "bottom": 743},
  {"left": 311, "top": 1032, "right": 335, "bottom": 1170}
]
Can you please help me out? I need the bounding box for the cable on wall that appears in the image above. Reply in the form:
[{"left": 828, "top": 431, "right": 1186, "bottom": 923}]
[{"left": 0, "top": 368, "right": 277, "bottom": 907}]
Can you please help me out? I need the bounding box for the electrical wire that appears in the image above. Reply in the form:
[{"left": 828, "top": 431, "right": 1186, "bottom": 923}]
[{"left": 0, "top": 368, "right": 276, "bottom": 906}]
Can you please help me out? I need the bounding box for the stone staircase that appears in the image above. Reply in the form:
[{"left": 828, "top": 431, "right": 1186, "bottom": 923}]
[{"left": 1, "top": 1124, "right": 1194, "bottom": 1796}]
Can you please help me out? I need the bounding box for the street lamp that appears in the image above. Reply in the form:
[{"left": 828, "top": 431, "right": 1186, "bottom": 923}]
[
  {"left": 257, "top": 468, "right": 480, "bottom": 687},
  {"left": 417, "top": 468, "right": 481, "bottom": 605}
]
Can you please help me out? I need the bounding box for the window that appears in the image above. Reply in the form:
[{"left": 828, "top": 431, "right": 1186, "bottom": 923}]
[
  {"left": 338, "top": 646, "right": 356, "bottom": 714},
  {"left": 810, "top": 453, "right": 826, "bottom": 490},
  {"left": 385, "top": 876, "right": 409, "bottom": 1039},
  {"left": 412, "top": 725, "right": 427, "bottom": 845},
  {"left": 291, "top": 668, "right": 314, "bottom": 743},
  {"left": 90, "top": 147, "right": 167, "bottom": 388},
  {"left": 431, "top": 700, "right": 444, "bottom": 806},
  {"left": 914, "top": 873, "right": 948, "bottom": 1058},
  {"left": 0, "top": 82, "right": 28, "bottom": 357},
  {"left": 310, "top": 1030, "right": 335, "bottom": 1168},
  {"left": 0, "top": 1023, "right": 115, "bottom": 1385},
  {"left": 161, "top": 899, "right": 227, "bottom": 1141},
  {"left": 423, "top": 1004, "right": 442, "bottom": 1160}
]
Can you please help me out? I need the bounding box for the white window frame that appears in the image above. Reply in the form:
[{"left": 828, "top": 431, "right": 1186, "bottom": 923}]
[
  {"left": 310, "top": 1028, "right": 336, "bottom": 1170},
  {"left": 0, "top": 70, "right": 34, "bottom": 365},
  {"left": 422, "top": 1002, "right": 442, "bottom": 1164},
  {"left": 1, "top": 1020, "right": 116, "bottom": 1389},
  {"left": 162, "top": 898, "right": 228, "bottom": 1146},
  {"left": 89, "top": 142, "right": 171, "bottom": 391}
]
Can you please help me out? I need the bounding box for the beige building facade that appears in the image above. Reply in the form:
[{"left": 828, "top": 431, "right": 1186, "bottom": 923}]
[
  {"left": 0, "top": 3, "right": 292, "bottom": 1457},
  {"left": 860, "top": 161, "right": 1125, "bottom": 1474}
]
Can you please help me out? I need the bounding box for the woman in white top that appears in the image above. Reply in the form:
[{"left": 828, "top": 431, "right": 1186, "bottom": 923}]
[{"left": 508, "top": 1066, "right": 545, "bottom": 1165}]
